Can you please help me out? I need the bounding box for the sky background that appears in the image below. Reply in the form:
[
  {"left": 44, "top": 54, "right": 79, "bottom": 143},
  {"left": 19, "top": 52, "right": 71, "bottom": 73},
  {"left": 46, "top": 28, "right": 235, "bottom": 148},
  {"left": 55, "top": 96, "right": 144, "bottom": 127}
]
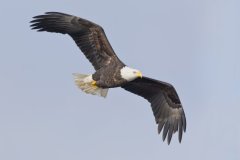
[{"left": 0, "top": 0, "right": 239, "bottom": 160}]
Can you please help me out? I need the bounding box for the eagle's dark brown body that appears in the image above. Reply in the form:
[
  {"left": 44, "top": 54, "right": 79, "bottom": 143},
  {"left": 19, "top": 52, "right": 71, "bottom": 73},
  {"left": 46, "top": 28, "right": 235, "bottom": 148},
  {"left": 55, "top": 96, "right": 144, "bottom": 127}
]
[{"left": 93, "top": 64, "right": 127, "bottom": 88}]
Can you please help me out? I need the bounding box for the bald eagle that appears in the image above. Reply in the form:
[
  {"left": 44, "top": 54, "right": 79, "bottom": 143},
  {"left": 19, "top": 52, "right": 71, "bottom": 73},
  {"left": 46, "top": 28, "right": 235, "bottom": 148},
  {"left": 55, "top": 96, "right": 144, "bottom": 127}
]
[{"left": 30, "top": 12, "right": 186, "bottom": 144}]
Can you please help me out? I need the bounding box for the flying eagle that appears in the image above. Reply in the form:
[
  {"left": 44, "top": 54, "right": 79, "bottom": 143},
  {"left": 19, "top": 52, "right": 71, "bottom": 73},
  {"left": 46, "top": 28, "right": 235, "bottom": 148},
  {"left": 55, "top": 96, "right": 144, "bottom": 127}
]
[{"left": 30, "top": 12, "right": 186, "bottom": 144}]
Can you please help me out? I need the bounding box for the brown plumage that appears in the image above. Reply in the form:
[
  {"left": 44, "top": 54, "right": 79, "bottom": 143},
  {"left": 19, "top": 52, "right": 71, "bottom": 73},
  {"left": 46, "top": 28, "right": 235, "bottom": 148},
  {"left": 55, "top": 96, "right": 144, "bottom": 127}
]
[
  {"left": 122, "top": 77, "right": 186, "bottom": 143},
  {"left": 30, "top": 12, "right": 186, "bottom": 144},
  {"left": 30, "top": 12, "right": 123, "bottom": 70}
]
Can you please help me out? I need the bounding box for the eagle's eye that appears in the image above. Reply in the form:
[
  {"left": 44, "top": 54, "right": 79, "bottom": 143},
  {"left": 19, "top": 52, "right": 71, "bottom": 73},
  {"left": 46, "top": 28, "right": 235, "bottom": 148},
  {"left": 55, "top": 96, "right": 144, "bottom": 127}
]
[{"left": 133, "top": 71, "right": 137, "bottom": 74}]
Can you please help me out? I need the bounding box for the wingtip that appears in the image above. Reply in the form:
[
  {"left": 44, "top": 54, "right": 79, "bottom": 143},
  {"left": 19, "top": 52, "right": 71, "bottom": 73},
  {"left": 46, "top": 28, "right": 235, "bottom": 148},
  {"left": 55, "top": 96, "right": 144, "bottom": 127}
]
[
  {"left": 183, "top": 119, "right": 187, "bottom": 132},
  {"left": 157, "top": 121, "right": 164, "bottom": 134},
  {"left": 167, "top": 136, "right": 171, "bottom": 145},
  {"left": 178, "top": 128, "right": 183, "bottom": 142},
  {"left": 45, "top": 11, "right": 71, "bottom": 17},
  {"left": 45, "top": 11, "right": 58, "bottom": 14},
  {"left": 178, "top": 135, "right": 182, "bottom": 143},
  {"left": 32, "top": 15, "right": 45, "bottom": 19}
]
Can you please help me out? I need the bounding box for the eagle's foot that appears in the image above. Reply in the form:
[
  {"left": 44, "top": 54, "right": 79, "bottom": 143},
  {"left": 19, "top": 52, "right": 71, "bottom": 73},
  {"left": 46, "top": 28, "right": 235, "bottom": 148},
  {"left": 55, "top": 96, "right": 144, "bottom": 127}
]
[{"left": 91, "top": 80, "right": 97, "bottom": 87}]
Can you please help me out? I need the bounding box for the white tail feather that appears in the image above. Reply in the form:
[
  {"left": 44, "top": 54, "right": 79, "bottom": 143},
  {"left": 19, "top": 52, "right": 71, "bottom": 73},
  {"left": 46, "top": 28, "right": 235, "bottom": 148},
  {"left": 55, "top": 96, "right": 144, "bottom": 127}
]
[{"left": 73, "top": 73, "right": 108, "bottom": 98}]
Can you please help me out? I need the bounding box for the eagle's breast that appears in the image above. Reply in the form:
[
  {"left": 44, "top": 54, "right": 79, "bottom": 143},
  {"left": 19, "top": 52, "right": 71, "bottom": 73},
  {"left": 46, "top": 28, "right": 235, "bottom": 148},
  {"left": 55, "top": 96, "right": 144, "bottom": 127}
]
[{"left": 93, "top": 65, "right": 127, "bottom": 88}]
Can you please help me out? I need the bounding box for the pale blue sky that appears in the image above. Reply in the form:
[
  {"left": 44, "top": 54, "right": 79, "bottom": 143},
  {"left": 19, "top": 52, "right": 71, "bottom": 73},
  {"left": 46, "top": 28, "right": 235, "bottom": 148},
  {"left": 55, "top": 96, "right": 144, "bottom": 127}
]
[{"left": 0, "top": 0, "right": 239, "bottom": 160}]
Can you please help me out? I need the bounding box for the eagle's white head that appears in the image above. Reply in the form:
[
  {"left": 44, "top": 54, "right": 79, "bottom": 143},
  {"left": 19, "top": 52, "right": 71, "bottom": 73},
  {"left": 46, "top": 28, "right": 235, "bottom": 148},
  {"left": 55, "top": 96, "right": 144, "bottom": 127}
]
[{"left": 120, "top": 66, "right": 143, "bottom": 81}]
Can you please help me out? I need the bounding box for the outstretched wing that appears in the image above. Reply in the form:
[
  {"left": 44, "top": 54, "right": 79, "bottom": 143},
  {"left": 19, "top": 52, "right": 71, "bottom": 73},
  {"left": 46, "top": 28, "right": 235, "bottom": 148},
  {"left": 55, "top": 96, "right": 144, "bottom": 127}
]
[
  {"left": 121, "top": 76, "right": 186, "bottom": 144},
  {"left": 30, "top": 12, "right": 123, "bottom": 70}
]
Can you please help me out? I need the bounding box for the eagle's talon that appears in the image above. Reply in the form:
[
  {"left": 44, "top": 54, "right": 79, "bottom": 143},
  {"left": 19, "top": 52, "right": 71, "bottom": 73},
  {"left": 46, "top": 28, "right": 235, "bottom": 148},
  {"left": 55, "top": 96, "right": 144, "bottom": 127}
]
[{"left": 91, "top": 80, "right": 97, "bottom": 86}]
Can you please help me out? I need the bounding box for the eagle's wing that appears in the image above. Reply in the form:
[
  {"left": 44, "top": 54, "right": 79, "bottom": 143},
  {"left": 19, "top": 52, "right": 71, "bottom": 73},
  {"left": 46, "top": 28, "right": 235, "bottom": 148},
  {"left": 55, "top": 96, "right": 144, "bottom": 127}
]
[
  {"left": 121, "top": 76, "right": 186, "bottom": 144},
  {"left": 30, "top": 12, "right": 123, "bottom": 70}
]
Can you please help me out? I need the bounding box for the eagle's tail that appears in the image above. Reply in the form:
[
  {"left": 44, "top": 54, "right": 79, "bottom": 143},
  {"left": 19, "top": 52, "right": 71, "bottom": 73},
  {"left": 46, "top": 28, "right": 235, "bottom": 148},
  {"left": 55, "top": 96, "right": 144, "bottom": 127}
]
[{"left": 73, "top": 73, "right": 108, "bottom": 98}]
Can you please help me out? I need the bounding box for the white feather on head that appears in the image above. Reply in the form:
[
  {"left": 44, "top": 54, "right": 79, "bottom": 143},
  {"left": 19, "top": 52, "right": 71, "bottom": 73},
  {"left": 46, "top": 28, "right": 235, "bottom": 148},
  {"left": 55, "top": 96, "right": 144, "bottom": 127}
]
[{"left": 120, "top": 66, "right": 142, "bottom": 81}]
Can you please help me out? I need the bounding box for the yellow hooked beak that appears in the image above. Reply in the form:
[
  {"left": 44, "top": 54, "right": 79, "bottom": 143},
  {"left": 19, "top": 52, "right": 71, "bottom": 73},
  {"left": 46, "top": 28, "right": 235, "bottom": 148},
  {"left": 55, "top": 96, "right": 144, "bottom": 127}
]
[{"left": 137, "top": 71, "right": 143, "bottom": 78}]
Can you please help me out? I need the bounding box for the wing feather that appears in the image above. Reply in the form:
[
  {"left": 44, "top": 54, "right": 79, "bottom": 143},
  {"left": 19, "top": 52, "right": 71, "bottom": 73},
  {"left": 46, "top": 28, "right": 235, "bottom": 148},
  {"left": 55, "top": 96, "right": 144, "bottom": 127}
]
[
  {"left": 121, "top": 76, "right": 186, "bottom": 144},
  {"left": 30, "top": 12, "right": 123, "bottom": 70}
]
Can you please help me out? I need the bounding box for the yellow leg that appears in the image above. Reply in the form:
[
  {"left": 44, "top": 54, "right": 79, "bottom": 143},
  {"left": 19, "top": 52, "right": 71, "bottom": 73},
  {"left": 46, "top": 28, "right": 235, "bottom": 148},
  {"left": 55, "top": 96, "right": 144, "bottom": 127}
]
[{"left": 91, "top": 80, "right": 97, "bottom": 86}]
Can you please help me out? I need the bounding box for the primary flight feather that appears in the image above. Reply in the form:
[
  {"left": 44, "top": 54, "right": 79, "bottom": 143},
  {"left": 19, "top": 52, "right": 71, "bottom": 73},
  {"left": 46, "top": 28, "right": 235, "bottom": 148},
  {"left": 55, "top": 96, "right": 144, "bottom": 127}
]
[{"left": 30, "top": 12, "right": 186, "bottom": 144}]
